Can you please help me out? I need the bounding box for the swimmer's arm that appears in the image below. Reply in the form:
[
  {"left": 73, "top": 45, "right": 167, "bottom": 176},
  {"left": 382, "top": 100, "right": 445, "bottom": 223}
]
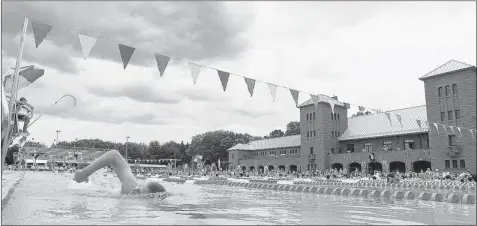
[{"left": 74, "top": 150, "right": 137, "bottom": 189}]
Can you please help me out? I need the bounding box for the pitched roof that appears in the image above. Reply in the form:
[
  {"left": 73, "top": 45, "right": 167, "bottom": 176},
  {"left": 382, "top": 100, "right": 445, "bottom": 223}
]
[
  {"left": 339, "top": 105, "right": 429, "bottom": 141},
  {"left": 228, "top": 135, "right": 301, "bottom": 151},
  {"left": 297, "top": 94, "right": 345, "bottom": 108},
  {"left": 419, "top": 60, "right": 476, "bottom": 80}
]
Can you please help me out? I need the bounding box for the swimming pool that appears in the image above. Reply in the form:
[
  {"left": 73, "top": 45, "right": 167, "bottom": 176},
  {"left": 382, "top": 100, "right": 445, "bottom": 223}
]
[{"left": 2, "top": 171, "right": 476, "bottom": 225}]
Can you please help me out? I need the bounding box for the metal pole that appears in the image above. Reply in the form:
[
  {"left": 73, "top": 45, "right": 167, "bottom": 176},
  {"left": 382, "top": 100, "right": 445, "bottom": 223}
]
[
  {"left": 56, "top": 130, "right": 61, "bottom": 145},
  {"left": 1, "top": 18, "right": 29, "bottom": 172},
  {"left": 125, "top": 136, "right": 130, "bottom": 160}
]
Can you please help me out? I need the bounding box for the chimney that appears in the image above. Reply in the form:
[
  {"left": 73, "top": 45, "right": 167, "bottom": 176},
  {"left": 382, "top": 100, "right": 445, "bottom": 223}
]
[{"left": 332, "top": 95, "right": 338, "bottom": 101}]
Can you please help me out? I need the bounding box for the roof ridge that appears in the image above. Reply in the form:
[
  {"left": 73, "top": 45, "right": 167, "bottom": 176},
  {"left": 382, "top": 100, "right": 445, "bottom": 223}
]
[
  {"left": 347, "top": 105, "right": 426, "bottom": 119},
  {"left": 420, "top": 60, "right": 475, "bottom": 79},
  {"left": 249, "top": 134, "right": 300, "bottom": 142}
]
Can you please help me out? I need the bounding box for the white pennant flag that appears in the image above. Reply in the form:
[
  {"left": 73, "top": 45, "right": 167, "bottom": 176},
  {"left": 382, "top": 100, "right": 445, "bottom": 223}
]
[
  {"left": 433, "top": 123, "right": 439, "bottom": 134},
  {"left": 471, "top": 129, "right": 475, "bottom": 139},
  {"left": 267, "top": 83, "right": 278, "bottom": 102},
  {"left": 328, "top": 99, "right": 335, "bottom": 114},
  {"left": 456, "top": 127, "right": 462, "bottom": 137},
  {"left": 449, "top": 126, "right": 455, "bottom": 133},
  {"left": 188, "top": 62, "right": 201, "bottom": 84},
  {"left": 78, "top": 34, "right": 97, "bottom": 59}
]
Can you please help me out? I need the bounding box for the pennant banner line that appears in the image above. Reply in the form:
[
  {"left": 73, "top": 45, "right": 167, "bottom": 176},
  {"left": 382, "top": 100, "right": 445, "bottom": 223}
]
[{"left": 26, "top": 18, "right": 477, "bottom": 137}]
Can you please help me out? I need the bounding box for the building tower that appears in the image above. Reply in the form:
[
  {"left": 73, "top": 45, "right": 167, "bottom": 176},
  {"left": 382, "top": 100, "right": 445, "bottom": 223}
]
[
  {"left": 420, "top": 60, "right": 476, "bottom": 173},
  {"left": 298, "top": 95, "right": 348, "bottom": 172}
]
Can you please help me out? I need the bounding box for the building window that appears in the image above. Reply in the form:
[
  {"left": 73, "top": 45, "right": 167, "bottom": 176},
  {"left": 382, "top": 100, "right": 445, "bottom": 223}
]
[
  {"left": 452, "top": 84, "right": 458, "bottom": 95},
  {"left": 448, "top": 135, "right": 457, "bottom": 146},
  {"left": 313, "top": 112, "right": 315, "bottom": 120},
  {"left": 337, "top": 114, "right": 340, "bottom": 121},
  {"left": 364, "top": 143, "right": 372, "bottom": 152},
  {"left": 307, "top": 131, "right": 309, "bottom": 138},
  {"left": 404, "top": 140, "right": 414, "bottom": 150},
  {"left": 445, "top": 160, "right": 450, "bottom": 169},
  {"left": 347, "top": 144, "right": 355, "bottom": 153},
  {"left": 332, "top": 131, "right": 334, "bottom": 137},
  {"left": 232, "top": 154, "right": 234, "bottom": 159},
  {"left": 460, "top": 160, "right": 466, "bottom": 168},
  {"left": 306, "top": 114, "right": 309, "bottom": 121},
  {"left": 452, "top": 160, "right": 458, "bottom": 168},
  {"left": 313, "top": 130, "right": 316, "bottom": 137},
  {"left": 441, "top": 112, "right": 445, "bottom": 121},
  {"left": 310, "top": 147, "right": 314, "bottom": 155},
  {"left": 445, "top": 85, "right": 450, "bottom": 96},
  {"left": 331, "top": 113, "right": 333, "bottom": 120},
  {"left": 448, "top": 111, "right": 453, "bottom": 120},
  {"left": 383, "top": 141, "right": 392, "bottom": 151},
  {"left": 438, "top": 87, "right": 443, "bottom": 97},
  {"left": 334, "top": 114, "right": 337, "bottom": 121},
  {"left": 455, "top": 110, "right": 460, "bottom": 120}
]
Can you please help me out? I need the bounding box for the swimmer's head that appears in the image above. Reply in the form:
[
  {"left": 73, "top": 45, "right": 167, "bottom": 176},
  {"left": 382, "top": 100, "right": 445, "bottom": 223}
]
[{"left": 132, "top": 181, "right": 166, "bottom": 195}]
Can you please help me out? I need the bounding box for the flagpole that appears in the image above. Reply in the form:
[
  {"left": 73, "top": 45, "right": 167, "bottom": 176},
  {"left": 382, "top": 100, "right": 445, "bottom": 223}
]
[{"left": 2, "top": 17, "right": 29, "bottom": 173}]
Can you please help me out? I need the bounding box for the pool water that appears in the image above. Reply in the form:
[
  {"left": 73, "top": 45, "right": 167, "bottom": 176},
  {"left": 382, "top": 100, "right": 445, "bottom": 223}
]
[{"left": 2, "top": 171, "right": 476, "bottom": 225}]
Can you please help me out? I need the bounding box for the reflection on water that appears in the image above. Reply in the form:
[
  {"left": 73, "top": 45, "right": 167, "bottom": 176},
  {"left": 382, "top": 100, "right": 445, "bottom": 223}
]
[{"left": 2, "top": 171, "right": 476, "bottom": 225}]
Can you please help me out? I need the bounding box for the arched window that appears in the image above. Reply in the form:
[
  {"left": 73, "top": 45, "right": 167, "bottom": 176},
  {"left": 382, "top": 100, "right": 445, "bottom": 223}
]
[
  {"left": 438, "top": 87, "right": 443, "bottom": 97},
  {"left": 445, "top": 86, "right": 450, "bottom": 96},
  {"left": 452, "top": 84, "right": 458, "bottom": 95}
]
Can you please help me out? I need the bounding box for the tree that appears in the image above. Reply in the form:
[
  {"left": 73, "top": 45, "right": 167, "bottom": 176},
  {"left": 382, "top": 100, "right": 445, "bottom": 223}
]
[
  {"left": 285, "top": 121, "right": 300, "bottom": 136},
  {"left": 269, "top": 129, "right": 285, "bottom": 138},
  {"left": 352, "top": 110, "right": 372, "bottom": 118}
]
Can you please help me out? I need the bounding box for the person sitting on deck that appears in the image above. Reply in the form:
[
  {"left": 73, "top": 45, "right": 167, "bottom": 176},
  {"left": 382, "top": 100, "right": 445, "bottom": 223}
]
[
  {"left": 15, "top": 97, "right": 34, "bottom": 135},
  {"left": 73, "top": 150, "right": 166, "bottom": 195}
]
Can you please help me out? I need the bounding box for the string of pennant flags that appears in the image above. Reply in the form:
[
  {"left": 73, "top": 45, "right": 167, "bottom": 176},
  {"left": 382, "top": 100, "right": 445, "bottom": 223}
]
[{"left": 26, "top": 19, "right": 476, "bottom": 140}]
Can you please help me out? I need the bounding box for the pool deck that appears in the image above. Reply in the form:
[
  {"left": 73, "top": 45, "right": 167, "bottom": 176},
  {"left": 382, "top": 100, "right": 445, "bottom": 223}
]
[{"left": 2, "top": 170, "right": 25, "bottom": 204}]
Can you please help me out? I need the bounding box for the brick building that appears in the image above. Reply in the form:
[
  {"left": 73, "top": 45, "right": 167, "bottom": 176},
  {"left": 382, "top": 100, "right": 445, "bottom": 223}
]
[{"left": 228, "top": 60, "right": 476, "bottom": 174}]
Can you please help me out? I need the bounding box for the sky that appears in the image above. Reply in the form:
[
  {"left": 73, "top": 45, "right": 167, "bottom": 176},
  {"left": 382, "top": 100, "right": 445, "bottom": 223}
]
[{"left": 1, "top": 1, "right": 476, "bottom": 145}]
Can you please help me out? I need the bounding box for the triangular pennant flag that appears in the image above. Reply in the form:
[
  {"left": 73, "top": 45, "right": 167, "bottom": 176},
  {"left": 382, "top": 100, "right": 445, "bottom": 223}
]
[
  {"left": 188, "top": 62, "right": 201, "bottom": 84},
  {"left": 267, "top": 83, "right": 278, "bottom": 102},
  {"left": 155, "top": 54, "right": 171, "bottom": 77},
  {"left": 328, "top": 100, "right": 335, "bottom": 114},
  {"left": 244, "top": 77, "right": 256, "bottom": 97},
  {"left": 396, "top": 115, "right": 403, "bottom": 127},
  {"left": 31, "top": 21, "right": 52, "bottom": 48},
  {"left": 456, "top": 127, "right": 462, "bottom": 137},
  {"left": 442, "top": 125, "right": 449, "bottom": 134},
  {"left": 118, "top": 44, "right": 136, "bottom": 69},
  {"left": 432, "top": 123, "right": 439, "bottom": 134},
  {"left": 289, "top": 89, "right": 299, "bottom": 107},
  {"left": 217, "top": 70, "right": 230, "bottom": 92},
  {"left": 310, "top": 94, "right": 321, "bottom": 110},
  {"left": 416, "top": 120, "right": 422, "bottom": 129},
  {"left": 470, "top": 129, "right": 475, "bottom": 139},
  {"left": 449, "top": 126, "right": 455, "bottom": 133},
  {"left": 78, "top": 34, "right": 97, "bottom": 59},
  {"left": 385, "top": 112, "right": 392, "bottom": 126}
]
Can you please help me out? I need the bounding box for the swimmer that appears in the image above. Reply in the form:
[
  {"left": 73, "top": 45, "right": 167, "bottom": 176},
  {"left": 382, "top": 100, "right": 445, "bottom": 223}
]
[{"left": 73, "top": 150, "right": 166, "bottom": 195}]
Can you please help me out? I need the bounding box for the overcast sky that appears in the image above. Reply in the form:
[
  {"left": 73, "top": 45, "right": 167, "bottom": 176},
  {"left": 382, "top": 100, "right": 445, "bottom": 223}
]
[{"left": 1, "top": 1, "right": 475, "bottom": 145}]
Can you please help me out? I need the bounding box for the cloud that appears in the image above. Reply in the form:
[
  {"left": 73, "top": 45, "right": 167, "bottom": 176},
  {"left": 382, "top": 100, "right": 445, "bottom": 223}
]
[
  {"left": 88, "top": 85, "right": 182, "bottom": 104},
  {"left": 1, "top": 1, "right": 254, "bottom": 74}
]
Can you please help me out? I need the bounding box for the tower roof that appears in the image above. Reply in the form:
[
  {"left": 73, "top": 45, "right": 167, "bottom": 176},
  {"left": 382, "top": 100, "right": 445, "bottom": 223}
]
[{"left": 419, "top": 60, "right": 476, "bottom": 81}]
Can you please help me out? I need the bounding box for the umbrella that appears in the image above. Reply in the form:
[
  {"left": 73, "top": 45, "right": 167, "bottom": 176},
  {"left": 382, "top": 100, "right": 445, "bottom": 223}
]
[{"left": 2, "top": 65, "right": 45, "bottom": 93}]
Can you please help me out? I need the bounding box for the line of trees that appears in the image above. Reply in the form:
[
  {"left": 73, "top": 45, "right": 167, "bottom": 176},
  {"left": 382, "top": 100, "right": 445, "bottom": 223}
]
[{"left": 13, "top": 121, "right": 301, "bottom": 166}]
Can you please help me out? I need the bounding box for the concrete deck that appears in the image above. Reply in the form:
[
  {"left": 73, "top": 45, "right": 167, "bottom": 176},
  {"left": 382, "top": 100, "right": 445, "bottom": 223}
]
[{"left": 2, "top": 170, "right": 25, "bottom": 205}]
